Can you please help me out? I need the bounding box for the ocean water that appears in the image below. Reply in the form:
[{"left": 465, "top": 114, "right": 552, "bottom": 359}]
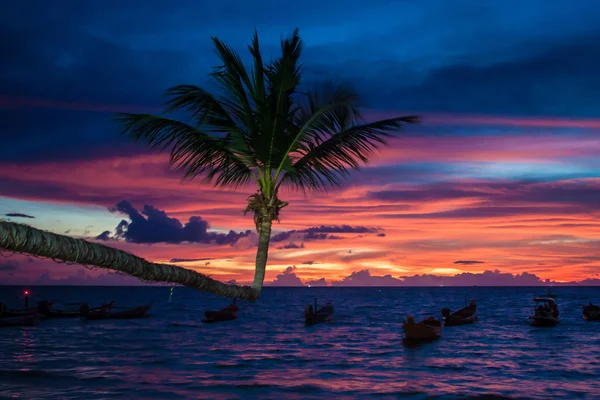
[{"left": 1, "top": 286, "right": 600, "bottom": 399}]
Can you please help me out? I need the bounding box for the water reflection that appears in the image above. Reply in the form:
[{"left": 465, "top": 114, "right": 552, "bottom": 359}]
[{"left": 0, "top": 286, "right": 599, "bottom": 399}]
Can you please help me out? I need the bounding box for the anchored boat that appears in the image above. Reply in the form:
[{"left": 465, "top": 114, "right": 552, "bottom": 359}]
[
  {"left": 402, "top": 316, "right": 442, "bottom": 341},
  {"left": 530, "top": 294, "right": 559, "bottom": 327},
  {"left": 304, "top": 300, "right": 334, "bottom": 325},
  {"left": 583, "top": 302, "right": 600, "bottom": 321},
  {"left": 441, "top": 300, "right": 477, "bottom": 326},
  {"left": 202, "top": 299, "right": 240, "bottom": 323}
]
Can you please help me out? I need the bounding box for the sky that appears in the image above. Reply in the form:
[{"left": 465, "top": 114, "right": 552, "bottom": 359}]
[{"left": 1, "top": 0, "right": 600, "bottom": 286}]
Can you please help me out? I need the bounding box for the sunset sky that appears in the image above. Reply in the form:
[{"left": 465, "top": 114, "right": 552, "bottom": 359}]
[{"left": 1, "top": 0, "right": 599, "bottom": 286}]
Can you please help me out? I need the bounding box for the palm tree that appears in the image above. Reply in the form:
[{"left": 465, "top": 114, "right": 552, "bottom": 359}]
[
  {"left": 116, "top": 28, "right": 418, "bottom": 293},
  {"left": 0, "top": 28, "right": 418, "bottom": 300}
]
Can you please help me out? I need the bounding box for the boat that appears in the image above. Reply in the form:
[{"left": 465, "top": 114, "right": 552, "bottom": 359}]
[
  {"left": 402, "top": 316, "right": 443, "bottom": 341},
  {"left": 304, "top": 300, "right": 334, "bottom": 325},
  {"left": 0, "top": 302, "right": 38, "bottom": 317},
  {"left": 441, "top": 300, "right": 478, "bottom": 326},
  {"left": 202, "top": 299, "right": 239, "bottom": 323},
  {"left": 0, "top": 314, "right": 38, "bottom": 327},
  {"left": 80, "top": 303, "right": 152, "bottom": 320},
  {"left": 38, "top": 300, "right": 115, "bottom": 318},
  {"left": 583, "top": 302, "right": 600, "bottom": 321},
  {"left": 530, "top": 294, "right": 559, "bottom": 326}
]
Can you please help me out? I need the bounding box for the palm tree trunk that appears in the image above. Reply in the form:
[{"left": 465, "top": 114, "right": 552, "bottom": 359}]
[
  {"left": 0, "top": 220, "right": 259, "bottom": 301},
  {"left": 251, "top": 219, "right": 272, "bottom": 291}
]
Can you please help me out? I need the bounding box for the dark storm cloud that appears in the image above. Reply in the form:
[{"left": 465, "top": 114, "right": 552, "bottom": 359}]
[
  {"left": 2, "top": 0, "right": 600, "bottom": 162},
  {"left": 454, "top": 260, "right": 485, "bottom": 265},
  {"left": 370, "top": 180, "right": 600, "bottom": 218},
  {"left": 169, "top": 257, "right": 215, "bottom": 263},
  {"left": 104, "top": 200, "right": 252, "bottom": 244},
  {"left": 5, "top": 213, "right": 35, "bottom": 218},
  {"left": 271, "top": 225, "right": 381, "bottom": 243}
]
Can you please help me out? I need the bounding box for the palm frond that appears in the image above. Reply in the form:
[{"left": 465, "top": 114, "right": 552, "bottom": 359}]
[
  {"left": 252, "top": 28, "right": 303, "bottom": 173},
  {"left": 281, "top": 116, "right": 420, "bottom": 191},
  {"left": 115, "top": 113, "right": 254, "bottom": 188},
  {"left": 163, "top": 84, "right": 257, "bottom": 167}
]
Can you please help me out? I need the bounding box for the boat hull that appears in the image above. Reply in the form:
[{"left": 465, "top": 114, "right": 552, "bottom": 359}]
[
  {"left": 531, "top": 317, "right": 559, "bottom": 327},
  {"left": 444, "top": 314, "right": 477, "bottom": 326},
  {"left": 403, "top": 317, "right": 442, "bottom": 341},
  {"left": 84, "top": 304, "right": 152, "bottom": 320},
  {"left": 305, "top": 312, "right": 333, "bottom": 325},
  {"left": 583, "top": 306, "right": 600, "bottom": 321},
  {"left": 202, "top": 310, "right": 238, "bottom": 323}
]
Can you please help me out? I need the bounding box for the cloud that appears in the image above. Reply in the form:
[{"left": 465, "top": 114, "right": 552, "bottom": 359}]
[
  {"left": 454, "top": 260, "right": 485, "bottom": 265},
  {"left": 270, "top": 266, "right": 304, "bottom": 287},
  {"left": 5, "top": 213, "right": 35, "bottom": 218},
  {"left": 271, "top": 225, "right": 382, "bottom": 243},
  {"left": 0, "top": 262, "right": 18, "bottom": 274},
  {"left": 332, "top": 269, "right": 403, "bottom": 286},
  {"left": 278, "top": 243, "right": 304, "bottom": 250},
  {"left": 32, "top": 269, "right": 158, "bottom": 286},
  {"left": 306, "top": 278, "right": 328, "bottom": 287},
  {"left": 95, "top": 230, "right": 111, "bottom": 241},
  {"left": 105, "top": 200, "right": 252, "bottom": 245},
  {"left": 169, "top": 257, "right": 215, "bottom": 263}
]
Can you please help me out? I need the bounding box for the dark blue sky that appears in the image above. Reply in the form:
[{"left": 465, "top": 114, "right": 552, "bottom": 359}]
[{"left": 2, "top": 0, "right": 600, "bottom": 162}]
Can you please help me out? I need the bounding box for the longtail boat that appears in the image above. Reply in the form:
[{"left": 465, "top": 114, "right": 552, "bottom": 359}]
[
  {"left": 38, "top": 300, "right": 115, "bottom": 318},
  {"left": 202, "top": 299, "right": 239, "bottom": 323},
  {"left": 441, "top": 300, "right": 478, "bottom": 326},
  {"left": 81, "top": 303, "right": 152, "bottom": 320},
  {"left": 402, "top": 316, "right": 442, "bottom": 341},
  {"left": 304, "top": 300, "right": 334, "bottom": 325},
  {"left": 0, "top": 302, "right": 37, "bottom": 317},
  {"left": 583, "top": 302, "right": 600, "bottom": 321}
]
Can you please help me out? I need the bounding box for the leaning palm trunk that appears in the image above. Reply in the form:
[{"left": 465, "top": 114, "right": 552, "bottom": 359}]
[{"left": 0, "top": 220, "right": 259, "bottom": 300}]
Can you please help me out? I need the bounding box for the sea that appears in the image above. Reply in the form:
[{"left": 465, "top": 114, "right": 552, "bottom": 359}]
[{"left": 0, "top": 286, "right": 599, "bottom": 400}]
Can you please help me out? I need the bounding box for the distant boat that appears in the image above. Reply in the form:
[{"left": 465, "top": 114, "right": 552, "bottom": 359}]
[
  {"left": 202, "top": 299, "right": 239, "bottom": 323},
  {"left": 38, "top": 300, "right": 114, "bottom": 318},
  {"left": 0, "top": 314, "right": 38, "bottom": 327},
  {"left": 530, "top": 294, "right": 559, "bottom": 327},
  {"left": 80, "top": 303, "right": 152, "bottom": 320},
  {"left": 305, "top": 300, "right": 334, "bottom": 325},
  {"left": 583, "top": 302, "right": 600, "bottom": 321},
  {"left": 402, "top": 316, "right": 442, "bottom": 341},
  {"left": 0, "top": 302, "right": 38, "bottom": 318},
  {"left": 441, "top": 300, "right": 478, "bottom": 326}
]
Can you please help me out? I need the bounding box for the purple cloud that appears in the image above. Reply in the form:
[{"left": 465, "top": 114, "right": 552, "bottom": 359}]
[
  {"left": 270, "top": 266, "right": 304, "bottom": 287},
  {"left": 305, "top": 278, "right": 328, "bottom": 287},
  {"left": 102, "top": 200, "right": 252, "bottom": 245}
]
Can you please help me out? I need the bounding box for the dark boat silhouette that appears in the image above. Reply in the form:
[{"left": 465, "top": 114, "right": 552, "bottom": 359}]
[
  {"left": 583, "top": 302, "right": 600, "bottom": 321},
  {"left": 0, "top": 302, "right": 38, "bottom": 318},
  {"left": 202, "top": 299, "right": 239, "bottom": 323},
  {"left": 441, "top": 300, "right": 478, "bottom": 326},
  {"left": 304, "top": 300, "right": 334, "bottom": 325},
  {"left": 38, "top": 300, "right": 115, "bottom": 318},
  {"left": 80, "top": 303, "right": 152, "bottom": 320},
  {"left": 530, "top": 294, "right": 559, "bottom": 327},
  {"left": 402, "top": 316, "right": 442, "bottom": 341}
]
